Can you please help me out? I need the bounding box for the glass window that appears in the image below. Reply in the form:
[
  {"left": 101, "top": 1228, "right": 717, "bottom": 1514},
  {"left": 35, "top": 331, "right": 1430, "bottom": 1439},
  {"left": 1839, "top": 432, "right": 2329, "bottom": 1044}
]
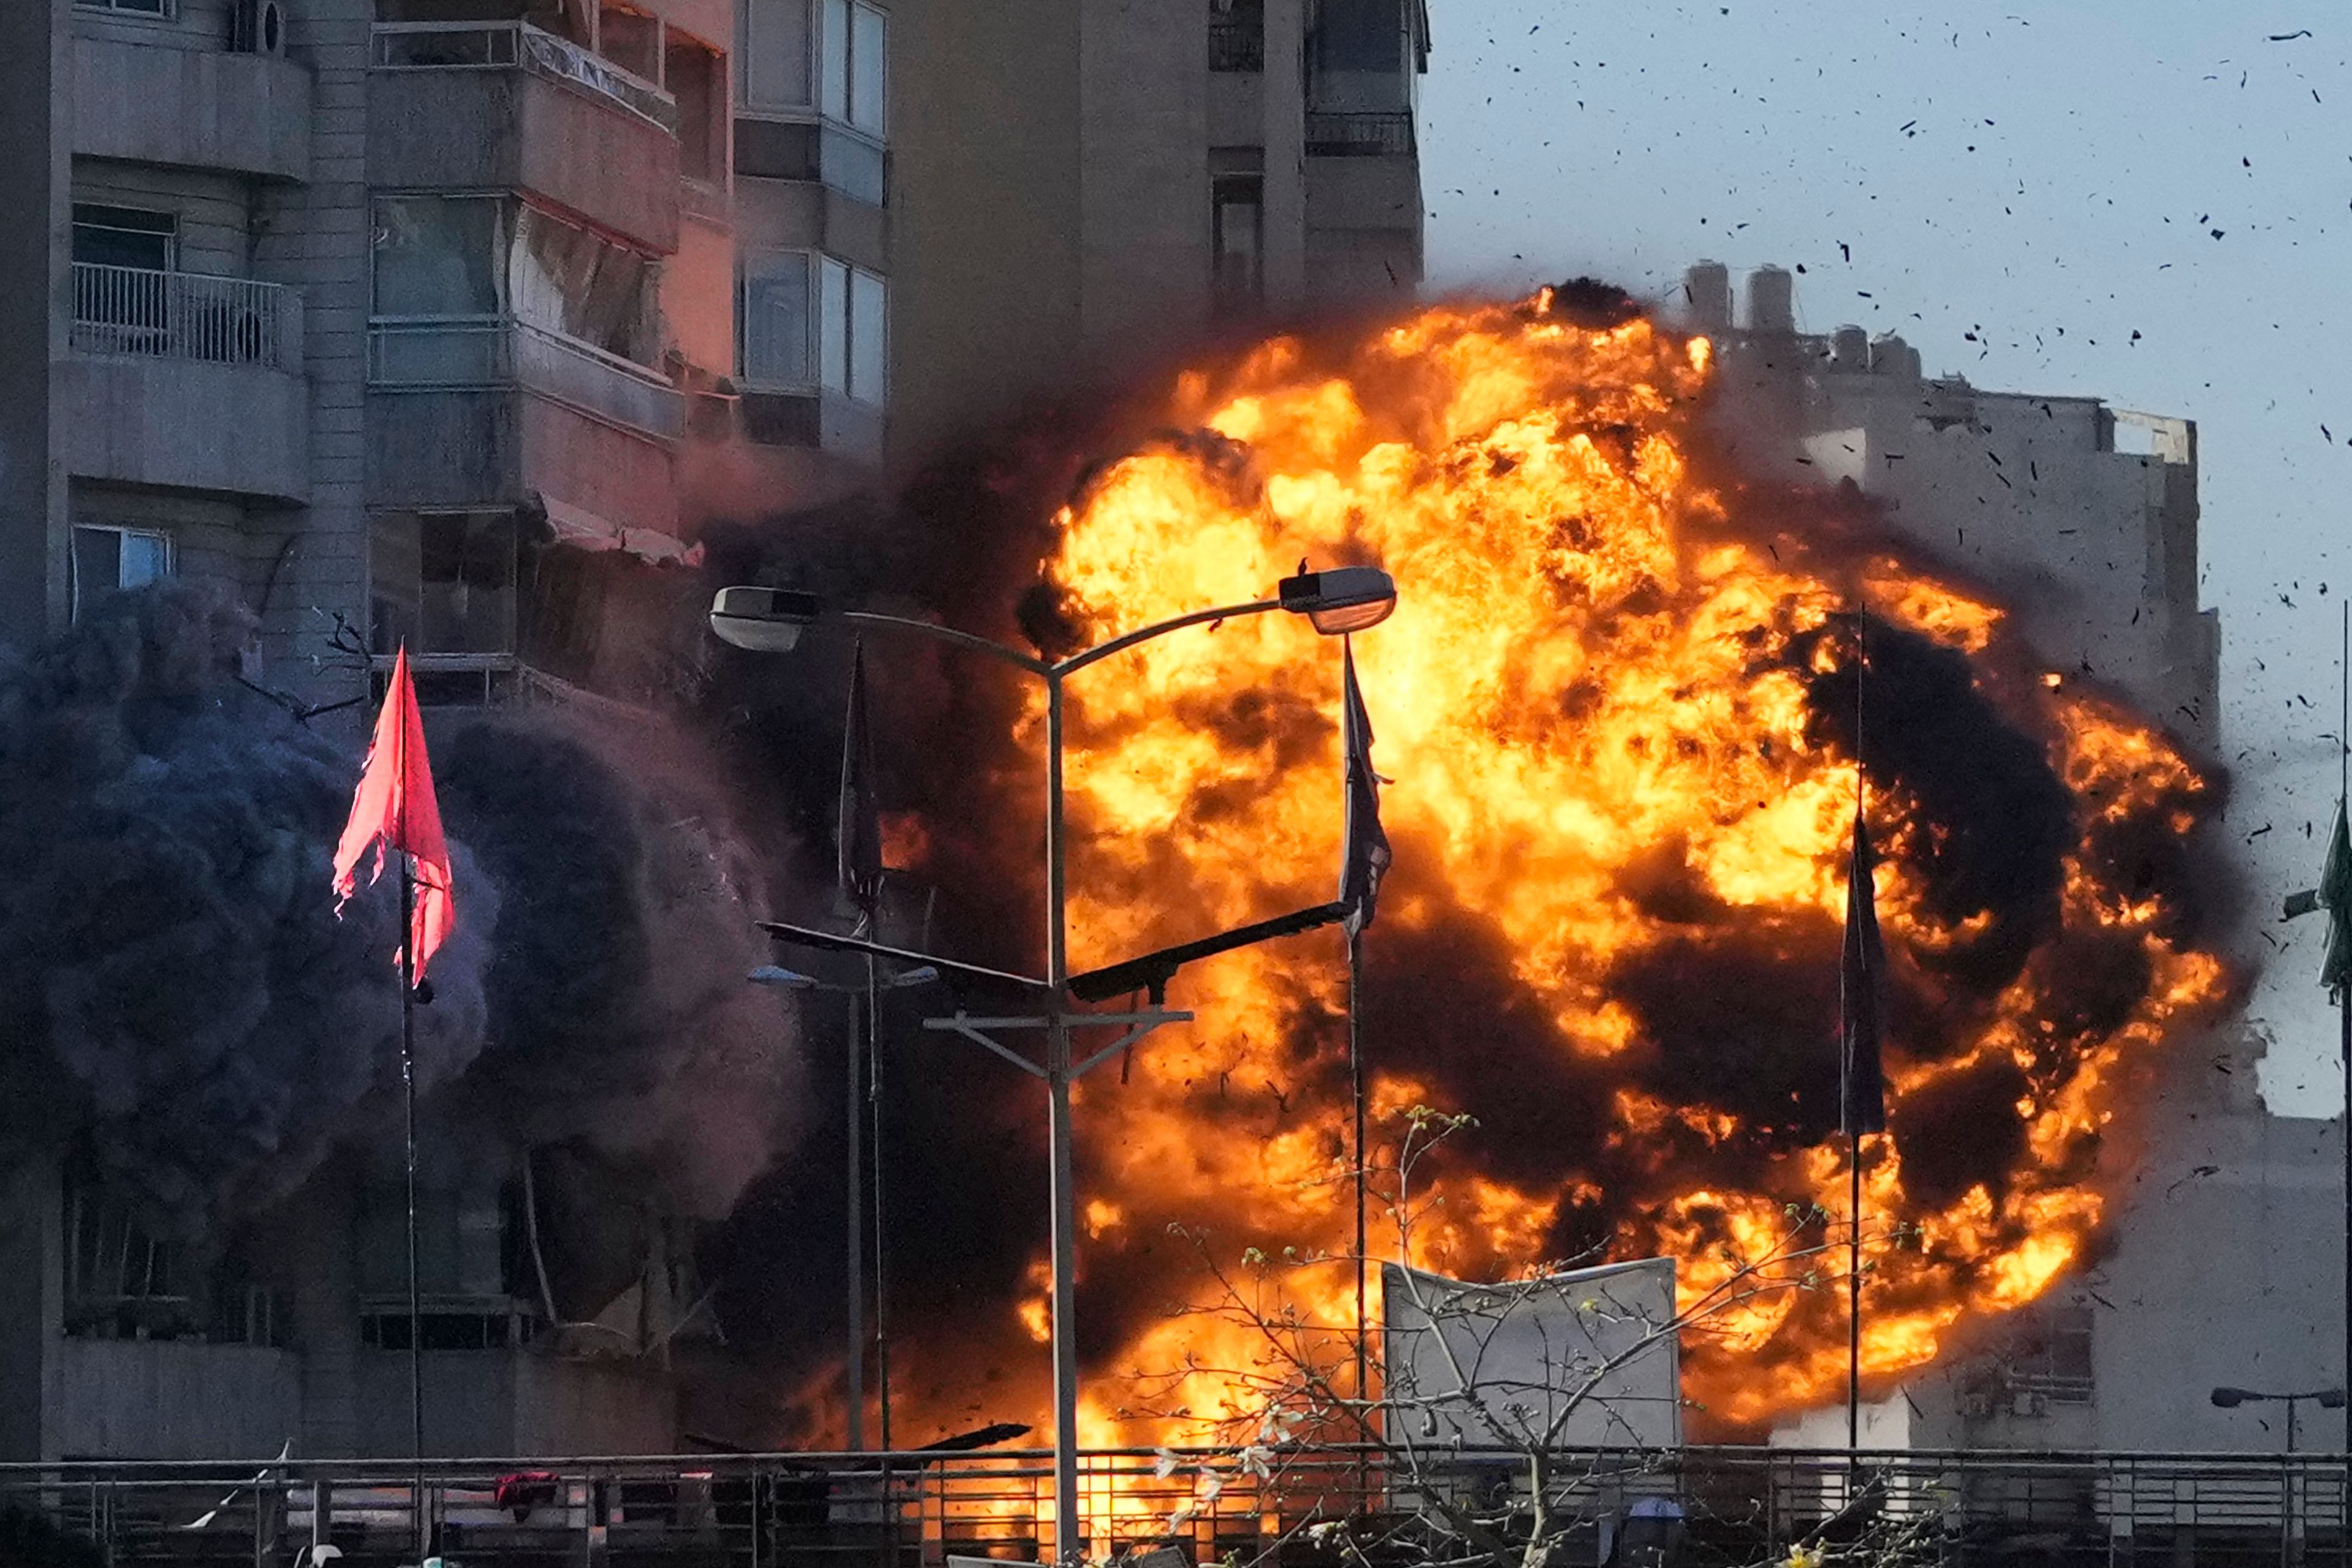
[
  {"left": 507, "top": 204, "right": 655, "bottom": 361},
  {"left": 849, "top": 266, "right": 886, "bottom": 405},
  {"left": 371, "top": 511, "right": 517, "bottom": 658},
  {"left": 1311, "top": 0, "right": 1404, "bottom": 72},
  {"left": 741, "top": 251, "right": 813, "bottom": 387},
  {"left": 818, "top": 0, "right": 849, "bottom": 123},
  {"left": 372, "top": 196, "right": 503, "bottom": 317},
  {"left": 850, "top": 1, "right": 886, "bottom": 134},
  {"left": 817, "top": 255, "right": 849, "bottom": 395},
  {"left": 818, "top": 124, "right": 886, "bottom": 206},
  {"left": 819, "top": 0, "right": 885, "bottom": 137},
  {"left": 742, "top": 0, "right": 811, "bottom": 109},
  {"left": 75, "top": 0, "right": 170, "bottom": 15},
  {"left": 812, "top": 257, "right": 886, "bottom": 405},
  {"left": 70, "top": 525, "right": 173, "bottom": 622},
  {"left": 71, "top": 205, "right": 176, "bottom": 272}
]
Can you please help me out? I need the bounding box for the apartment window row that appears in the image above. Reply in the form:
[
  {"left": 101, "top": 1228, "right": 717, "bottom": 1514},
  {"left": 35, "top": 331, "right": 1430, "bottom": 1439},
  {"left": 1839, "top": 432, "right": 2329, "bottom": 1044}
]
[
  {"left": 739, "top": 250, "right": 887, "bottom": 407},
  {"left": 77, "top": 0, "right": 169, "bottom": 15},
  {"left": 741, "top": 0, "right": 886, "bottom": 140}
]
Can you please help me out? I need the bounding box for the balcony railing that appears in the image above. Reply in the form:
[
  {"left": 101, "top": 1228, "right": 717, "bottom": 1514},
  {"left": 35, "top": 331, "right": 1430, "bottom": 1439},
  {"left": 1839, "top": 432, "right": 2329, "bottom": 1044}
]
[
  {"left": 1305, "top": 108, "right": 1417, "bottom": 156},
  {"left": 371, "top": 20, "right": 678, "bottom": 135},
  {"left": 367, "top": 317, "right": 685, "bottom": 441},
  {"left": 70, "top": 264, "right": 298, "bottom": 372}
]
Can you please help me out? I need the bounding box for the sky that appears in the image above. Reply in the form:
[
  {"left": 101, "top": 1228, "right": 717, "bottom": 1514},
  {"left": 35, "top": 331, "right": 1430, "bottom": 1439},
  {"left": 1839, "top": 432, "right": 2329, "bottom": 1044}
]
[{"left": 1417, "top": 1, "right": 2351, "bottom": 1113}]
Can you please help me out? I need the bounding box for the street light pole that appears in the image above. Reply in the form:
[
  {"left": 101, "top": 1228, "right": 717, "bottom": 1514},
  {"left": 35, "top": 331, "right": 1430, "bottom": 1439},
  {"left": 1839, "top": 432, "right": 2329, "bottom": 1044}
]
[{"left": 716, "top": 567, "right": 1400, "bottom": 1566}]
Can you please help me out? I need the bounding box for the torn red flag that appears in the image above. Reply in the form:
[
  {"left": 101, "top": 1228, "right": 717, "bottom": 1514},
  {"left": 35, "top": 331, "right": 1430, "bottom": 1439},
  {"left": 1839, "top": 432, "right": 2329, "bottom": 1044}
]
[{"left": 332, "top": 646, "right": 455, "bottom": 981}]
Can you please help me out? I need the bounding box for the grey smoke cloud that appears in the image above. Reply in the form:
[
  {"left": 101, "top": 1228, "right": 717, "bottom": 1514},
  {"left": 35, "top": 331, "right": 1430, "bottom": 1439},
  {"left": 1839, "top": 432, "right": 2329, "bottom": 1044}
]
[{"left": 0, "top": 580, "right": 797, "bottom": 1242}]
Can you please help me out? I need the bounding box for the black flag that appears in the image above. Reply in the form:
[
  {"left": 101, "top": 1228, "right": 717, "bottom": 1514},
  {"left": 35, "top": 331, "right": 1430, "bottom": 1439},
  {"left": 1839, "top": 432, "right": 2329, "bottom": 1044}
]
[
  {"left": 1339, "top": 639, "right": 1392, "bottom": 935},
  {"left": 839, "top": 640, "right": 885, "bottom": 930},
  {"left": 1839, "top": 805, "right": 1888, "bottom": 1137}
]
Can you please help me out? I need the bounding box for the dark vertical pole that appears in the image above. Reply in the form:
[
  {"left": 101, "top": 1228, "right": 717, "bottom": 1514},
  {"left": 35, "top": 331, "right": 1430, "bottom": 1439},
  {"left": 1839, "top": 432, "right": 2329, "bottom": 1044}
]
[
  {"left": 1349, "top": 924, "right": 1369, "bottom": 1509},
  {"left": 870, "top": 955, "right": 891, "bottom": 1455},
  {"left": 2339, "top": 601, "right": 2348, "bottom": 1485},
  {"left": 845, "top": 986, "right": 865, "bottom": 1452},
  {"left": 399, "top": 853, "right": 425, "bottom": 1560},
  {"left": 400, "top": 857, "right": 422, "bottom": 1460},
  {"left": 1847, "top": 617, "right": 1865, "bottom": 1460}
]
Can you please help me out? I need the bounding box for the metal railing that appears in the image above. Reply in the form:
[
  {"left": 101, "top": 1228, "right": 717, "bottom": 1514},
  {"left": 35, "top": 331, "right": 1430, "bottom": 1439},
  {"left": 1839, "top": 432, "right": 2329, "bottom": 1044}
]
[
  {"left": 1, "top": 1446, "right": 2344, "bottom": 1568},
  {"left": 366, "top": 318, "right": 684, "bottom": 440},
  {"left": 1304, "top": 109, "right": 1417, "bottom": 157},
  {"left": 69, "top": 263, "right": 298, "bottom": 371},
  {"left": 370, "top": 20, "right": 679, "bottom": 134}
]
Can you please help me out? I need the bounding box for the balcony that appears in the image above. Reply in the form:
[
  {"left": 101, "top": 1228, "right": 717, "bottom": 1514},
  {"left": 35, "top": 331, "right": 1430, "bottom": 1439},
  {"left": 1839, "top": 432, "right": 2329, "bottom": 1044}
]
[
  {"left": 1305, "top": 110, "right": 1416, "bottom": 156},
  {"left": 368, "top": 22, "right": 680, "bottom": 254},
  {"left": 62, "top": 264, "right": 309, "bottom": 502},
  {"left": 365, "top": 318, "right": 683, "bottom": 536},
  {"left": 72, "top": 33, "right": 311, "bottom": 183}
]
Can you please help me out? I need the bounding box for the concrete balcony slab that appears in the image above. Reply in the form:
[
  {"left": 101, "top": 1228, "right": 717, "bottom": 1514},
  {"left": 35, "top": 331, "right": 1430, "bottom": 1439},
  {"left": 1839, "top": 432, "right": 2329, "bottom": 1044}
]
[
  {"left": 73, "top": 36, "right": 311, "bottom": 183},
  {"left": 62, "top": 354, "right": 311, "bottom": 504}
]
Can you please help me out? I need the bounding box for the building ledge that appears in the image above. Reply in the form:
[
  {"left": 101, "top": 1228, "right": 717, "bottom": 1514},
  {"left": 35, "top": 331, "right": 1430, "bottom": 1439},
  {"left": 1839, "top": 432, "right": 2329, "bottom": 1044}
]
[{"left": 73, "top": 34, "right": 311, "bottom": 183}]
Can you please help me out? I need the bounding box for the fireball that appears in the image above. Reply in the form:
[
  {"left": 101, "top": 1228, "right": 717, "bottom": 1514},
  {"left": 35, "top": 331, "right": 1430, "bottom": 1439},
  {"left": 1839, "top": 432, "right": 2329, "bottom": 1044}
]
[{"left": 902, "top": 290, "right": 2223, "bottom": 1444}]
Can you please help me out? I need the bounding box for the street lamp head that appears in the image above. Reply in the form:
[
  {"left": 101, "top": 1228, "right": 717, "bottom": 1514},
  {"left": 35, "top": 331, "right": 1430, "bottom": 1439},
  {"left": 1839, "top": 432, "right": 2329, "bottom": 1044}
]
[
  {"left": 1278, "top": 564, "right": 1398, "bottom": 635},
  {"left": 710, "top": 586, "right": 821, "bottom": 653},
  {"left": 747, "top": 965, "right": 818, "bottom": 990},
  {"left": 2319, "top": 1389, "right": 2348, "bottom": 1410},
  {"left": 2211, "top": 1387, "right": 2253, "bottom": 1408},
  {"left": 885, "top": 965, "right": 941, "bottom": 990}
]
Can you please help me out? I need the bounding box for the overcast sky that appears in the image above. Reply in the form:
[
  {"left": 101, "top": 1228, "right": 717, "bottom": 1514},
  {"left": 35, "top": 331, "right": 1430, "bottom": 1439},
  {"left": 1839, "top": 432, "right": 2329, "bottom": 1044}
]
[{"left": 1418, "top": 1, "right": 2351, "bottom": 1113}]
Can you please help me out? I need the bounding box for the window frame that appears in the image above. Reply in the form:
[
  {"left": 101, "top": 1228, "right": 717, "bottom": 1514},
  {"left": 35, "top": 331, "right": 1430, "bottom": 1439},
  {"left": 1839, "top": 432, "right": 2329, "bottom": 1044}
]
[
  {"left": 69, "top": 523, "right": 175, "bottom": 623},
  {"left": 817, "top": 0, "right": 888, "bottom": 143},
  {"left": 368, "top": 508, "right": 522, "bottom": 663},
  {"left": 74, "top": 0, "right": 172, "bottom": 18},
  {"left": 71, "top": 204, "right": 179, "bottom": 274},
  {"left": 738, "top": 247, "right": 816, "bottom": 390},
  {"left": 813, "top": 254, "right": 887, "bottom": 408},
  {"left": 739, "top": 0, "right": 815, "bottom": 113}
]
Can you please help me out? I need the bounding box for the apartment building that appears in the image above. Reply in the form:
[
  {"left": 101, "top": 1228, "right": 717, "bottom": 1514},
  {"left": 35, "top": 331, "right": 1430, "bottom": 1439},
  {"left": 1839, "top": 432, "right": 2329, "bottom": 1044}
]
[
  {"left": 0, "top": 0, "right": 1430, "bottom": 706},
  {"left": 0, "top": 0, "right": 1430, "bottom": 1461},
  {"left": 1681, "top": 260, "right": 2219, "bottom": 758}
]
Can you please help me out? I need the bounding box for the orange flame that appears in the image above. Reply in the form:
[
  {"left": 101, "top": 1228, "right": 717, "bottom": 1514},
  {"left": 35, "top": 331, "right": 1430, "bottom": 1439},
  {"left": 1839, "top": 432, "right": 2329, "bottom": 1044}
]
[{"left": 894, "top": 294, "right": 2225, "bottom": 1447}]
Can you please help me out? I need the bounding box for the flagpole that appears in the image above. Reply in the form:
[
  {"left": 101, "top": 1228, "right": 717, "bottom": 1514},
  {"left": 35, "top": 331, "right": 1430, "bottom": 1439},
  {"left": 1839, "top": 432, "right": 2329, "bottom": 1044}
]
[
  {"left": 870, "top": 950, "right": 892, "bottom": 1453},
  {"left": 399, "top": 851, "right": 424, "bottom": 1540},
  {"left": 845, "top": 982, "right": 865, "bottom": 1452},
  {"left": 1349, "top": 922, "right": 1368, "bottom": 1468},
  {"left": 1847, "top": 618, "right": 1865, "bottom": 1460}
]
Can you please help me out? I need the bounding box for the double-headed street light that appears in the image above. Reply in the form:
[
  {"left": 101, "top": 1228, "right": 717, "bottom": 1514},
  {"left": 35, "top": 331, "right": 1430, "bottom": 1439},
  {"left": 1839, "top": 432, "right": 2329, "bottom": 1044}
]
[{"left": 713, "top": 564, "right": 1397, "bottom": 1562}]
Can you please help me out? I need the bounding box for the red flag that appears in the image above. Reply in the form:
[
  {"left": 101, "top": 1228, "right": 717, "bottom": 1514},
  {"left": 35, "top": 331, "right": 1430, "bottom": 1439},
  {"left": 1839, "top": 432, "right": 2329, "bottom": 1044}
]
[{"left": 332, "top": 646, "right": 456, "bottom": 982}]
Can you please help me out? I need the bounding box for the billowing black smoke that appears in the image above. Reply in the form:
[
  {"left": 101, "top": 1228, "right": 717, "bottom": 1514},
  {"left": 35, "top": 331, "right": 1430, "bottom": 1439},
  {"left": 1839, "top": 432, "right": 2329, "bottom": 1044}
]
[{"left": 0, "top": 581, "right": 795, "bottom": 1246}]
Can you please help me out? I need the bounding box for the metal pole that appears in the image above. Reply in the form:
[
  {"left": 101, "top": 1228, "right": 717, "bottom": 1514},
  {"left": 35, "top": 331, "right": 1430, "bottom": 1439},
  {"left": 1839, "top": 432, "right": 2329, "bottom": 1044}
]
[
  {"left": 1848, "top": 619, "right": 1864, "bottom": 1461},
  {"left": 399, "top": 856, "right": 423, "bottom": 1464},
  {"left": 1848, "top": 1131, "right": 1862, "bottom": 1457},
  {"left": 1043, "top": 672, "right": 1082, "bottom": 1566},
  {"left": 845, "top": 984, "right": 865, "bottom": 1452},
  {"left": 870, "top": 953, "right": 892, "bottom": 1455},
  {"left": 1349, "top": 927, "right": 1368, "bottom": 1424}
]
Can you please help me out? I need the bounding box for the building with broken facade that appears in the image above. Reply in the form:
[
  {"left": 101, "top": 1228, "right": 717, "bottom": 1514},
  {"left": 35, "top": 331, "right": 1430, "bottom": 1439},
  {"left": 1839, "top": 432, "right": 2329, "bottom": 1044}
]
[{"left": 1680, "top": 262, "right": 2340, "bottom": 1455}]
